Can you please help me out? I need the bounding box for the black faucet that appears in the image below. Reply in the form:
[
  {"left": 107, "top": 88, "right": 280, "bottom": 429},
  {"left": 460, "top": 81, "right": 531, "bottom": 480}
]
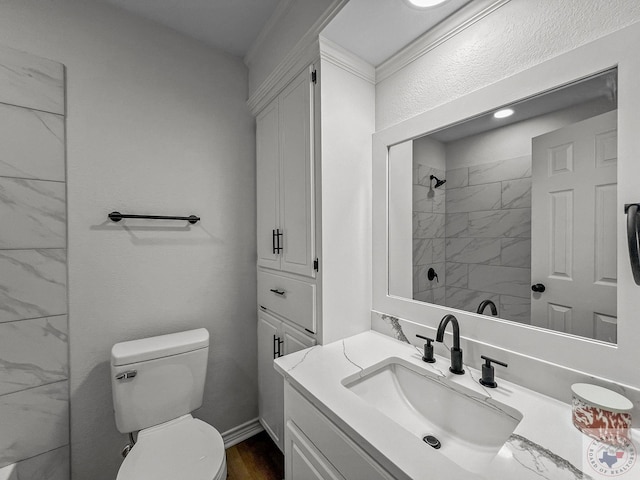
[
  {"left": 435, "top": 314, "right": 465, "bottom": 375},
  {"left": 477, "top": 299, "right": 498, "bottom": 316}
]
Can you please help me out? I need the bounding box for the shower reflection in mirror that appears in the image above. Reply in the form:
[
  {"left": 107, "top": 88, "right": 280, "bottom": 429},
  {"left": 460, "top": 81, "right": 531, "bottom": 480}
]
[{"left": 389, "top": 68, "right": 618, "bottom": 343}]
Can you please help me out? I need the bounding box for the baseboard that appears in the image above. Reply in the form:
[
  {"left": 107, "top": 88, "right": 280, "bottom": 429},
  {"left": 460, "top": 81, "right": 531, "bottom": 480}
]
[{"left": 221, "top": 417, "right": 264, "bottom": 448}]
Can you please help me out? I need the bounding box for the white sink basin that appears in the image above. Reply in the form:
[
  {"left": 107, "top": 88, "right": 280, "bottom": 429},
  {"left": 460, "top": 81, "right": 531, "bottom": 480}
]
[{"left": 342, "top": 357, "right": 522, "bottom": 473}]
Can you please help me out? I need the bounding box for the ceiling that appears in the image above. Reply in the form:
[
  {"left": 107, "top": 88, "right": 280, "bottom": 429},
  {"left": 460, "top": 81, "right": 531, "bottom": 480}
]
[
  {"left": 99, "top": 0, "right": 281, "bottom": 57},
  {"left": 322, "top": 0, "right": 473, "bottom": 66}
]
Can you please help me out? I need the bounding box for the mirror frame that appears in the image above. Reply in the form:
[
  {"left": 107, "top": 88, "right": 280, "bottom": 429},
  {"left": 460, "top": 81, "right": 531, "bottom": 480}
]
[{"left": 373, "top": 22, "right": 640, "bottom": 387}]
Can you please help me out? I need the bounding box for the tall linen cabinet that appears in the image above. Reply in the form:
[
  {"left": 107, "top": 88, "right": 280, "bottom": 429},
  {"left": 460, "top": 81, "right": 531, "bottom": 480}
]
[{"left": 256, "top": 65, "right": 319, "bottom": 451}]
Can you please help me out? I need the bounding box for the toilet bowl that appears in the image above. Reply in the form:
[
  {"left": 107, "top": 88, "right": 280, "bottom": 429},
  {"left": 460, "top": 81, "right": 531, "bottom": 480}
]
[
  {"left": 116, "top": 415, "right": 226, "bottom": 480},
  {"left": 111, "top": 329, "right": 226, "bottom": 480}
]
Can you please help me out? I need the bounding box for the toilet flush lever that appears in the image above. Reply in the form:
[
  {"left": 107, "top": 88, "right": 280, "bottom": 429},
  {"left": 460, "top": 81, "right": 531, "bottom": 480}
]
[{"left": 115, "top": 370, "right": 137, "bottom": 380}]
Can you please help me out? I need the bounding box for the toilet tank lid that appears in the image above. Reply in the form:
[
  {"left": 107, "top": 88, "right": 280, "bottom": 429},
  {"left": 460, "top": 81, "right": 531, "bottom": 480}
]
[{"left": 111, "top": 328, "right": 209, "bottom": 366}]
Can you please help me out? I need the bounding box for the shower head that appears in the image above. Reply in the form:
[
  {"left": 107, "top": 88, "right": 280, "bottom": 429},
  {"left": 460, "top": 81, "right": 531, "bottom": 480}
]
[{"left": 430, "top": 175, "right": 446, "bottom": 189}]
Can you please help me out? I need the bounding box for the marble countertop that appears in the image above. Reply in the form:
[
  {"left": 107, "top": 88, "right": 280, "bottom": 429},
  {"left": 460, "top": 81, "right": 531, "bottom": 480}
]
[{"left": 274, "top": 331, "right": 639, "bottom": 480}]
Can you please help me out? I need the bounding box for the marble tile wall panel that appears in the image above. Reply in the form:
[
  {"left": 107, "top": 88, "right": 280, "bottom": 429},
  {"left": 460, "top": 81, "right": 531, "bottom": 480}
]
[
  {"left": 445, "top": 183, "right": 501, "bottom": 213},
  {"left": 0, "top": 45, "right": 64, "bottom": 114},
  {"left": 16, "top": 445, "right": 69, "bottom": 480},
  {"left": 413, "top": 184, "right": 433, "bottom": 213},
  {"left": 413, "top": 212, "right": 445, "bottom": 239},
  {"left": 0, "top": 177, "right": 66, "bottom": 249},
  {"left": 0, "top": 249, "right": 67, "bottom": 323},
  {"left": 413, "top": 239, "right": 432, "bottom": 266},
  {"left": 414, "top": 287, "right": 445, "bottom": 304},
  {"left": 468, "top": 264, "right": 530, "bottom": 298},
  {"left": 414, "top": 165, "right": 445, "bottom": 187},
  {"left": 467, "top": 208, "right": 531, "bottom": 238},
  {"left": 445, "top": 237, "right": 501, "bottom": 264},
  {"left": 502, "top": 178, "right": 532, "bottom": 209},
  {"left": 0, "top": 380, "right": 69, "bottom": 468},
  {"left": 468, "top": 155, "right": 531, "bottom": 185},
  {"left": 500, "top": 295, "right": 532, "bottom": 325},
  {"left": 413, "top": 262, "right": 445, "bottom": 293},
  {"left": 0, "top": 104, "right": 65, "bottom": 181},
  {"left": 432, "top": 238, "right": 445, "bottom": 263},
  {"left": 445, "top": 286, "right": 499, "bottom": 313},
  {"left": 446, "top": 167, "right": 468, "bottom": 189},
  {"left": 445, "top": 212, "right": 468, "bottom": 238},
  {"left": 0, "top": 315, "right": 68, "bottom": 395},
  {"left": 501, "top": 238, "right": 531, "bottom": 268},
  {"left": 445, "top": 262, "right": 468, "bottom": 288}
]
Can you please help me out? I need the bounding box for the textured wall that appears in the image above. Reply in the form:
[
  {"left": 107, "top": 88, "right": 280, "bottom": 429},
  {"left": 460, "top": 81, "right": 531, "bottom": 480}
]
[
  {"left": 0, "top": 44, "right": 69, "bottom": 479},
  {"left": 0, "top": 1, "right": 257, "bottom": 479},
  {"left": 376, "top": 0, "right": 640, "bottom": 130}
]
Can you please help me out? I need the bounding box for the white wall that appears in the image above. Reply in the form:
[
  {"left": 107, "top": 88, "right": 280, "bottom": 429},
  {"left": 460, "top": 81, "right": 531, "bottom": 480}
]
[
  {"left": 0, "top": 1, "right": 257, "bottom": 479},
  {"left": 319, "top": 58, "right": 375, "bottom": 344},
  {"left": 376, "top": 0, "right": 640, "bottom": 130}
]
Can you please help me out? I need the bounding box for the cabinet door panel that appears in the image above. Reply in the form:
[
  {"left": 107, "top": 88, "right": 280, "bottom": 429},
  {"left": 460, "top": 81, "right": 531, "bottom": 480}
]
[
  {"left": 286, "top": 420, "right": 344, "bottom": 480},
  {"left": 257, "top": 311, "right": 284, "bottom": 451},
  {"left": 257, "top": 100, "right": 281, "bottom": 270},
  {"left": 282, "top": 322, "right": 316, "bottom": 356},
  {"left": 279, "top": 67, "right": 315, "bottom": 277}
]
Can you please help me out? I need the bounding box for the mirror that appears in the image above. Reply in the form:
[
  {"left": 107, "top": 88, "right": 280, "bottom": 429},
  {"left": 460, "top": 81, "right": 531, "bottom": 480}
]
[{"left": 388, "top": 69, "right": 618, "bottom": 343}]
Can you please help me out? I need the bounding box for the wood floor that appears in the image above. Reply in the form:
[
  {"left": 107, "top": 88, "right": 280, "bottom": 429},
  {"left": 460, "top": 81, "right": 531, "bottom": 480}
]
[{"left": 226, "top": 431, "right": 284, "bottom": 480}]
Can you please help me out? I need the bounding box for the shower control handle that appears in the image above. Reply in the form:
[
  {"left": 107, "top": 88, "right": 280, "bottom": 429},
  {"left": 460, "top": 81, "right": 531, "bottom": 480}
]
[{"left": 531, "top": 283, "right": 546, "bottom": 293}]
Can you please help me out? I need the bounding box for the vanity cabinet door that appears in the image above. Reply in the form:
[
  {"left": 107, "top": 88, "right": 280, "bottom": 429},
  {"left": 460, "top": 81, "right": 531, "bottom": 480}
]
[
  {"left": 282, "top": 321, "right": 317, "bottom": 356},
  {"left": 257, "top": 310, "right": 284, "bottom": 451},
  {"left": 286, "top": 420, "right": 345, "bottom": 480}
]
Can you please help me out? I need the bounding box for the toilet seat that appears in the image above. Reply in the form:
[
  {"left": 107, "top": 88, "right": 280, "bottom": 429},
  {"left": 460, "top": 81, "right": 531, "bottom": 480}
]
[{"left": 116, "top": 415, "right": 227, "bottom": 480}]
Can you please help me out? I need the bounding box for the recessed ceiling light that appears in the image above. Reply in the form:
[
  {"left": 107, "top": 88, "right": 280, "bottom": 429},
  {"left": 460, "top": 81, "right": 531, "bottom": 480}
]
[
  {"left": 404, "top": 0, "right": 450, "bottom": 8},
  {"left": 493, "top": 108, "right": 514, "bottom": 119}
]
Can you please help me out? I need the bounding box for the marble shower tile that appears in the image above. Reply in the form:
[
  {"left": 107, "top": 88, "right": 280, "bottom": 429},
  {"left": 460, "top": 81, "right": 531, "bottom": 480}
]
[
  {"left": 17, "top": 445, "right": 69, "bottom": 480},
  {"left": 0, "top": 45, "right": 64, "bottom": 114},
  {"left": 413, "top": 212, "right": 445, "bottom": 239},
  {"left": 445, "top": 262, "right": 468, "bottom": 288},
  {"left": 414, "top": 165, "right": 445, "bottom": 187},
  {"left": 413, "top": 239, "right": 432, "bottom": 266},
  {"left": 0, "top": 315, "right": 68, "bottom": 395},
  {"left": 445, "top": 237, "right": 501, "bottom": 264},
  {"left": 445, "top": 213, "right": 468, "bottom": 237},
  {"left": 500, "top": 295, "right": 531, "bottom": 325},
  {"left": 502, "top": 178, "right": 532, "bottom": 209},
  {"left": 445, "top": 286, "right": 499, "bottom": 313},
  {"left": 501, "top": 238, "right": 531, "bottom": 267},
  {"left": 0, "top": 177, "right": 66, "bottom": 248},
  {"left": 0, "top": 249, "right": 67, "bottom": 323},
  {"left": 0, "top": 104, "right": 65, "bottom": 181},
  {"left": 413, "top": 263, "right": 444, "bottom": 292},
  {"left": 468, "top": 208, "right": 531, "bottom": 238},
  {"left": 446, "top": 183, "right": 501, "bottom": 213},
  {"left": 432, "top": 238, "right": 446, "bottom": 263},
  {"left": 432, "top": 189, "right": 446, "bottom": 213},
  {"left": 468, "top": 264, "right": 531, "bottom": 298},
  {"left": 446, "top": 167, "right": 468, "bottom": 189},
  {"left": 468, "top": 156, "right": 531, "bottom": 185},
  {"left": 412, "top": 184, "right": 433, "bottom": 213},
  {"left": 0, "top": 380, "right": 69, "bottom": 468}
]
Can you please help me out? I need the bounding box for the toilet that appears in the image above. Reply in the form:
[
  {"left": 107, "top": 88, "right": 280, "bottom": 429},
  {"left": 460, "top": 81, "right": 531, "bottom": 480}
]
[{"left": 111, "top": 328, "right": 227, "bottom": 480}]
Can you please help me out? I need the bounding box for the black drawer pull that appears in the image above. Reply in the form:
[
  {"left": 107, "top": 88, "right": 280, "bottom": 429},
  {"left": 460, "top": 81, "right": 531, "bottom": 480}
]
[{"left": 270, "top": 288, "right": 285, "bottom": 296}]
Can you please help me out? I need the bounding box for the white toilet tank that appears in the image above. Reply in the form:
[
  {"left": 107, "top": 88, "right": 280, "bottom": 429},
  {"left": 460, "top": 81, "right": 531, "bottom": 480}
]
[{"left": 111, "top": 328, "right": 209, "bottom": 433}]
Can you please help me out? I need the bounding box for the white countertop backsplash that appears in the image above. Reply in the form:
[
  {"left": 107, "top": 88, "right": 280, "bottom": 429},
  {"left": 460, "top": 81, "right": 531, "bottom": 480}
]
[{"left": 275, "top": 328, "right": 640, "bottom": 480}]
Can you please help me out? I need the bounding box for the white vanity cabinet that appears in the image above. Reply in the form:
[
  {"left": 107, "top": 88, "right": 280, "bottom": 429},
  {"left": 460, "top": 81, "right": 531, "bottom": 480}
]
[
  {"left": 258, "top": 309, "right": 316, "bottom": 451},
  {"left": 256, "top": 65, "right": 317, "bottom": 279},
  {"left": 284, "top": 382, "right": 395, "bottom": 480}
]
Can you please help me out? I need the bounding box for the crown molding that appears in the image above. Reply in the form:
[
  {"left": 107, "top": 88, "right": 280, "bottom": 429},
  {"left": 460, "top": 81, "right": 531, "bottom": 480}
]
[
  {"left": 319, "top": 36, "right": 375, "bottom": 84},
  {"left": 376, "top": 0, "right": 512, "bottom": 83},
  {"left": 247, "top": 0, "right": 349, "bottom": 116},
  {"left": 244, "top": 0, "right": 295, "bottom": 67}
]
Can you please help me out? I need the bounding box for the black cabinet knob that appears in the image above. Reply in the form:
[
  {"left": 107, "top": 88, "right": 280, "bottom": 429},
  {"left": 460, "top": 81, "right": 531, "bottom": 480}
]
[{"left": 531, "top": 283, "right": 546, "bottom": 293}]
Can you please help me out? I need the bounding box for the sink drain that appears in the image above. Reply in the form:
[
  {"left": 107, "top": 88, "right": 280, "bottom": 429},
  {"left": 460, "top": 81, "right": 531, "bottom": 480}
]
[{"left": 423, "top": 435, "right": 441, "bottom": 449}]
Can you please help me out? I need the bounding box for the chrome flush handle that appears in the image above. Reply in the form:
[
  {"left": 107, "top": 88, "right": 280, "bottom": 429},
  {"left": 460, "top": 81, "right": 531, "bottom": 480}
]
[{"left": 115, "top": 370, "right": 137, "bottom": 380}]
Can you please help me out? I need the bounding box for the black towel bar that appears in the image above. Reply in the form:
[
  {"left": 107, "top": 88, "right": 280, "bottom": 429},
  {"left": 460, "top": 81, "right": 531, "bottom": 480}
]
[{"left": 108, "top": 211, "right": 200, "bottom": 224}]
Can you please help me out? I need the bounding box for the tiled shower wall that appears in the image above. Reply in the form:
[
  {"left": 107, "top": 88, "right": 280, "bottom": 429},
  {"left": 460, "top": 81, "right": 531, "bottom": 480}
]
[
  {"left": 0, "top": 45, "right": 69, "bottom": 478},
  {"left": 413, "top": 163, "right": 446, "bottom": 303},
  {"left": 444, "top": 156, "right": 532, "bottom": 323}
]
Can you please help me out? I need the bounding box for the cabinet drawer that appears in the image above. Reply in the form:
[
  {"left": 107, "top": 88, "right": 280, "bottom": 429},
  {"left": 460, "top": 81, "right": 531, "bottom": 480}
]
[
  {"left": 285, "top": 383, "right": 395, "bottom": 480},
  {"left": 258, "top": 272, "right": 316, "bottom": 333}
]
